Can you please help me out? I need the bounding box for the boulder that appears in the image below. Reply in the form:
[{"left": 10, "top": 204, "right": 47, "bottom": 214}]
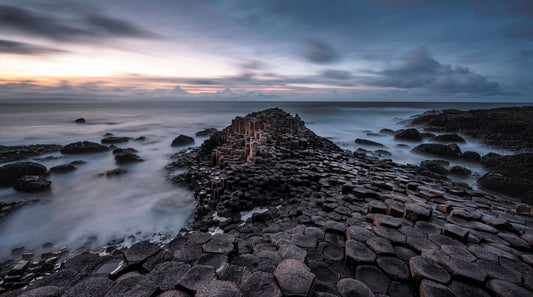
[
  {"left": 13, "top": 175, "right": 51, "bottom": 192},
  {"left": 482, "top": 152, "right": 533, "bottom": 179},
  {"left": 114, "top": 153, "right": 143, "bottom": 164},
  {"left": 431, "top": 134, "right": 466, "bottom": 143},
  {"left": 478, "top": 173, "right": 533, "bottom": 197},
  {"left": 355, "top": 139, "right": 385, "bottom": 148},
  {"left": 411, "top": 143, "right": 461, "bottom": 159},
  {"left": 461, "top": 151, "right": 481, "bottom": 163},
  {"left": 394, "top": 128, "right": 422, "bottom": 142},
  {"left": 379, "top": 128, "right": 395, "bottom": 135},
  {"left": 196, "top": 128, "right": 219, "bottom": 137},
  {"left": 420, "top": 160, "right": 449, "bottom": 175},
  {"left": 74, "top": 118, "right": 86, "bottom": 123},
  {"left": 449, "top": 166, "right": 471, "bottom": 177},
  {"left": 171, "top": 135, "right": 195, "bottom": 147},
  {"left": 60, "top": 141, "right": 109, "bottom": 154},
  {"left": 112, "top": 148, "right": 137, "bottom": 155},
  {"left": 0, "top": 162, "right": 49, "bottom": 187}
]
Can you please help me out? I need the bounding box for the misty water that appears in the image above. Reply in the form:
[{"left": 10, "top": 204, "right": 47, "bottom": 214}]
[{"left": 0, "top": 100, "right": 523, "bottom": 259}]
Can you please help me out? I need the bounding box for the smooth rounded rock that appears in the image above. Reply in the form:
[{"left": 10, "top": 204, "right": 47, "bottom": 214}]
[
  {"left": 60, "top": 141, "right": 109, "bottom": 154},
  {"left": 0, "top": 161, "right": 49, "bottom": 187}
]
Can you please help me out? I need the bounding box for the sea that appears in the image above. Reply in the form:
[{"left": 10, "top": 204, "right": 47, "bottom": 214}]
[{"left": 0, "top": 100, "right": 527, "bottom": 259}]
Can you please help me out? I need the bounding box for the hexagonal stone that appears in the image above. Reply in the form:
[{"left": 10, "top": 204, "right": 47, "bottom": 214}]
[
  {"left": 155, "top": 290, "right": 190, "bottom": 297},
  {"left": 368, "top": 200, "right": 387, "bottom": 214},
  {"left": 407, "top": 237, "right": 438, "bottom": 253},
  {"left": 196, "top": 280, "right": 241, "bottom": 297},
  {"left": 274, "top": 259, "right": 315, "bottom": 297},
  {"left": 291, "top": 234, "right": 317, "bottom": 248},
  {"left": 176, "top": 265, "right": 216, "bottom": 294},
  {"left": 414, "top": 221, "right": 441, "bottom": 235},
  {"left": 188, "top": 231, "right": 212, "bottom": 244},
  {"left": 15, "top": 286, "right": 64, "bottom": 297},
  {"left": 404, "top": 203, "right": 431, "bottom": 222},
  {"left": 374, "top": 214, "right": 402, "bottom": 228},
  {"left": 319, "top": 242, "right": 345, "bottom": 261},
  {"left": 241, "top": 271, "right": 282, "bottom": 297},
  {"left": 324, "top": 221, "right": 346, "bottom": 235},
  {"left": 385, "top": 199, "right": 405, "bottom": 217},
  {"left": 428, "top": 234, "right": 465, "bottom": 248},
  {"left": 388, "top": 281, "right": 414, "bottom": 297},
  {"left": 202, "top": 234, "right": 236, "bottom": 255},
  {"left": 174, "top": 242, "right": 203, "bottom": 263},
  {"left": 308, "top": 260, "right": 339, "bottom": 285},
  {"left": 440, "top": 244, "right": 476, "bottom": 263},
  {"left": 105, "top": 275, "right": 158, "bottom": 297},
  {"left": 373, "top": 226, "right": 406, "bottom": 244},
  {"left": 278, "top": 243, "right": 307, "bottom": 262},
  {"left": 441, "top": 224, "right": 469, "bottom": 243},
  {"left": 63, "top": 277, "right": 113, "bottom": 297},
  {"left": 487, "top": 279, "right": 533, "bottom": 297},
  {"left": 355, "top": 265, "right": 390, "bottom": 294},
  {"left": 441, "top": 257, "right": 486, "bottom": 282},
  {"left": 148, "top": 261, "right": 190, "bottom": 291},
  {"left": 304, "top": 227, "right": 325, "bottom": 241},
  {"left": 346, "top": 240, "right": 376, "bottom": 265},
  {"left": 475, "top": 260, "right": 521, "bottom": 284},
  {"left": 449, "top": 281, "right": 491, "bottom": 297},
  {"left": 498, "top": 233, "right": 530, "bottom": 250},
  {"left": 336, "top": 278, "right": 375, "bottom": 297},
  {"left": 377, "top": 257, "right": 410, "bottom": 280},
  {"left": 467, "top": 245, "right": 498, "bottom": 261},
  {"left": 196, "top": 253, "right": 228, "bottom": 271},
  {"left": 399, "top": 225, "right": 425, "bottom": 238},
  {"left": 409, "top": 256, "right": 451, "bottom": 284},
  {"left": 346, "top": 226, "right": 375, "bottom": 242},
  {"left": 394, "top": 246, "right": 417, "bottom": 262},
  {"left": 420, "top": 249, "right": 452, "bottom": 265},
  {"left": 123, "top": 241, "right": 160, "bottom": 266},
  {"left": 366, "top": 237, "right": 394, "bottom": 255},
  {"left": 419, "top": 280, "right": 455, "bottom": 297}
]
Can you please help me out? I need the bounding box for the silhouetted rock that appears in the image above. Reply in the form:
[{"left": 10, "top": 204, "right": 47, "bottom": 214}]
[
  {"left": 355, "top": 139, "right": 385, "bottom": 147},
  {"left": 99, "top": 168, "right": 128, "bottom": 177},
  {"left": 112, "top": 148, "right": 137, "bottom": 155},
  {"left": 411, "top": 143, "right": 461, "bottom": 159},
  {"left": 13, "top": 175, "right": 51, "bottom": 192},
  {"left": 101, "top": 137, "right": 130, "bottom": 144},
  {"left": 478, "top": 173, "right": 533, "bottom": 197},
  {"left": 420, "top": 160, "right": 449, "bottom": 175},
  {"left": 171, "top": 135, "right": 195, "bottom": 147},
  {"left": 60, "top": 141, "right": 109, "bottom": 154},
  {"left": 74, "top": 118, "right": 86, "bottom": 123},
  {"left": 449, "top": 166, "right": 471, "bottom": 177},
  {"left": 431, "top": 133, "right": 466, "bottom": 143},
  {"left": 0, "top": 162, "right": 49, "bottom": 187},
  {"left": 114, "top": 153, "right": 143, "bottom": 164},
  {"left": 394, "top": 128, "right": 422, "bottom": 142},
  {"left": 50, "top": 164, "right": 76, "bottom": 174},
  {"left": 379, "top": 128, "right": 395, "bottom": 135},
  {"left": 462, "top": 151, "right": 481, "bottom": 163},
  {"left": 0, "top": 144, "right": 62, "bottom": 164}
]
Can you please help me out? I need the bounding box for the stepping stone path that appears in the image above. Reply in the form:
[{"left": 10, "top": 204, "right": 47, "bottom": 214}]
[{"left": 2, "top": 108, "right": 532, "bottom": 296}]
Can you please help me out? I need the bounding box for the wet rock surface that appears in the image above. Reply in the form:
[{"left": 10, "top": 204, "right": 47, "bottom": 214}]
[
  {"left": 0, "top": 162, "right": 49, "bottom": 187},
  {"left": 0, "top": 145, "right": 61, "bottom": 164},
  {"left": 171, "top": 135, "right": 194, "bottom": 147},
  {"left": 60, "top": 141, "right": 109, "bottom": 154},
  {"left": 2, "top": 108, "right": 533, "bottom": 296}
]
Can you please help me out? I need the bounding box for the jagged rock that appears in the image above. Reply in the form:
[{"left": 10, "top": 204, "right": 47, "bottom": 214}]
[
  {"left": 0, "top": 161, "right": 48, "bottom": 187},
  {"left": 13, "top": 175, "right": 51, "bottom": 192},
  {"left": 0, "top": 144, "right": 62, "bottom": 163},
  {"left": 394, "top": 129, "right": 422, "bottom": 142},
  {"left": 202, "top": 234, "right": 236, "bottom": 255},
  {"left": 123, "top": 241, "right": 160, "bottom": 266},
  {"left": 171, "top": 135, "right": 195, "bottom": 147},
  {"left": 60, "top": 141, "right": 109, "bottom": 154}
]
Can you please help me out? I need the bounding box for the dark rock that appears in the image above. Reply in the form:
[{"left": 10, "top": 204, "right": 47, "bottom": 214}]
[
  {"left": 114, "top": 152, "right": 143, "bottom": 164},
  {"left": 274, "top": 259, "right": 315, "bottom": 297},
  {"left": 419, "top": 280, "right": 456, "bottom": 297},
  {"left": 394, "top": 129, "right": 422, "bottom": 142},
  {"left": 462, "top": 151, "right": 481, "bottom": 163},
  {"left": 74, "top": 118, "right": 86, "bottom": 123},
  {"left": 123, "top": 241, "right": 160, "bottom": 266},
  {"left": 62, "top": 276, "right": 114, "bottom": 297},
  {"left": 0, "top": 144, "right": 62, "bottom": 163},
  {"left": 171, "top": 135, "right": 195, "bottom": 147},
  {"left": 176, "top": 265, "right": 216, "bottom": 294},
  {"left": 355, "top": 265, "right": 390, "bottom": 294},
  {"left": 441, "top": 258, "right": 486, "bottom": 282},
  {"left": 420, "top": 160, "right": 449, "bottom": 175},
  {"left": 366, "top": 237, "right": 394, "bottom": 255},
  {"left": 105, "top": 274, "right": 158, "bottom": 297},
  {"left": 449, "top": 281, "right": 491, "bottom": 297},
  {"left": 134, "top": 136, "right": 146, "bottom": 141},
  {"left": 411, "top": 143, "right": 461, "bottom": 159},
  {"left": 13, "top": 175, "right": 51, "bottom": 192},
  {"left": 478, "top": 173, "right": 533, "bottom": 197},
  {"left": 63, "top": 252, "right": 102, "bottom": 273},
  {"left": 0, "top": 161, "right": 48, "bottom": 187},
  {"left": 202, "top": 234, "right": 235, "bottom": 255},
  {"left": 482, "top": 152, "right": 533, "bottom": 179},
  {"left": 112, "top": 148, "right": 137, "bottom": 155},
  {"left": 241, "top": 271, "right": 282, "bottom": 297},
  {"left": 16, "top": 286, "right": 64, "bottom": 297},
  {"left": 431, "top": 134, "right": 466, "bottom": 143},
  {"left": 50, "top": 164, "right": 76, "bottom": 174},
  {"left": 346, "top": 226, "right": 375, "bottom": 242},
  {"left": 100, "top": 168, "right": 127, "bottom": 177},
  {"left": 196, "top": 128, "right": 219, "bottom": 137},
  {"left": 380, "top": 128, "right": 395, "bottom": 135},
  {"left": 174, "top": 242, "right": 203, "bottom": 263},
  {"left": 355, "top": 139, "right": 385, "bottom": 148},
  {"left": 336, "top": 278, "right": 375, "bottom": 297},
  {"left": 376, "top": 257, "right": 410, "bottom": 280},
  {"left": 441, "top": 224, "right": 469, "bottom": 243},
  {"left": 487, "top": 279, "right": 533, "bottom": 297},
  {"left": 101, "top": 137, "right": 130, "bottom": 144},
  {"left": 196, "top": 280, "right": 241, "bottom": 297},
  {"left": 449, "top": 166, "right": 471, "bottom": 177},
  {"left": 345, "top": 240, "right": 376, "bottom": 265},
  {"left": 148, "top": 261, "right": 190, "bottom": 291},
  {"left": 409, "top": 256, "right": 451, "bottom": 284},
  {"left": 404, "top": 203, "right": 431, "bottom": 222},
  {"left": 60, "top": 141, "right": 109, "bottom": 154},
  {"left": 157, "top": 291, "right": 189, "bottom": 297},
  {"left": 319, "top": 242, "right": 344, "bottom": 261}
]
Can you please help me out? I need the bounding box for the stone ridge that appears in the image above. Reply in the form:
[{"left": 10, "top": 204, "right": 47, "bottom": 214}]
[{"left": 2, "top": 108, "right": 533, "bottom": 297}]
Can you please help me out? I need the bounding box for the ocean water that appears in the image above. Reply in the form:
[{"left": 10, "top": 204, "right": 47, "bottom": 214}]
[{"left": 0, "top": 100, "right": 525, "bottom": 259}]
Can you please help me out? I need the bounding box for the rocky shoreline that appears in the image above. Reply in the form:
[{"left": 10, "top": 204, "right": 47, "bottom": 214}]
[{"left": 1, "top": 108, "right": 533, "bottom": 296}]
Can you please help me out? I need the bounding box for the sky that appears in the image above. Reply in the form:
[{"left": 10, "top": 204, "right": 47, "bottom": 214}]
[{"left": 0, "top": 0, "right": 532, "bottom": 101}]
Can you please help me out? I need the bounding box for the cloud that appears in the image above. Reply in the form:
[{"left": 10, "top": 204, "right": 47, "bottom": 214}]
[
  {"left": 0, "top": 39, "right": 67, "bottom": 55},
  {"left": 172, "top": 85, "right": 189, "bottom": 95},
  {"left": 0, "top": 4, "right": 154, "bottom": 42},
  {"left": 369, "top": 47, "right": 502, "bottom": 95},
  {"left": 322, "top": 70, "right": 351, "bottom": 80},
  {"left": 300, "top": 39, "right": 340, "bottom": 64}
]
